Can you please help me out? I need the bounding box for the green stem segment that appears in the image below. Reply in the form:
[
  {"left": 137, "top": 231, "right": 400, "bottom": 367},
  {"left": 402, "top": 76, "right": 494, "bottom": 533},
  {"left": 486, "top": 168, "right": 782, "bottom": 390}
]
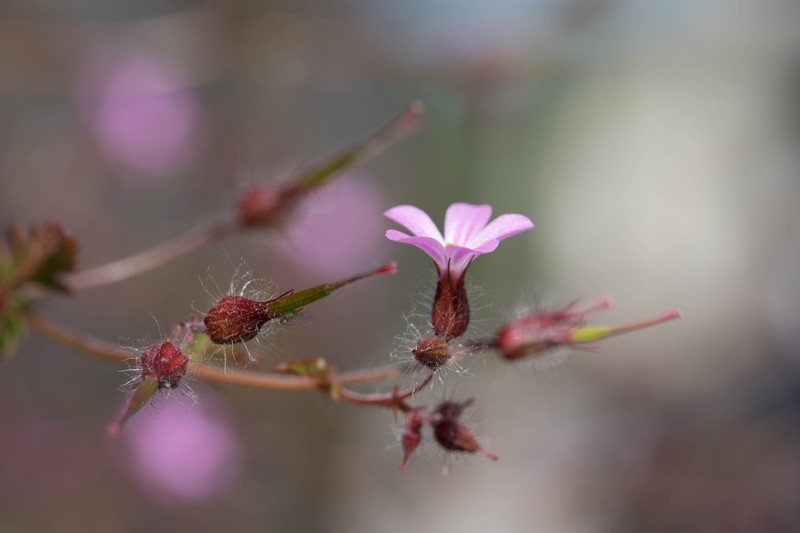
[
  {"left": 297, "top": 102, "right": 423, "bottom": 191},
  {"left": 106, "top": 376, "right": 159, "bottom": 438},
  {"left": 571, "top": 309, "right": 681, "bottom": 344},
  {"left": 266, "top": 263, "right": 396, "bottom": 317}
]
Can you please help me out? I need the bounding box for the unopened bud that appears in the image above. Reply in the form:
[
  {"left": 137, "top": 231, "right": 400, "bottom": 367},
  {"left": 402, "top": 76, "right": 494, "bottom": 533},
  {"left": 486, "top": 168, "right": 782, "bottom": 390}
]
[
  {"left": 238, "top": 185, "right": 297, "bottom": 228},
  {"left": 412, "top": 336, "right": 451, "bottom": 370},
  {"left": 204, "top": 264, "right": 396, "bottom": 345},
  {"left": 496, "top": 298, "right": 681, "bottom": 360},
  {"left": 431, "top": 270, "right": 470, "bottom": 339},
  {"left": 400, "top": 410, "right": 425, "bottom": 472},
  {"left": 431, "top": 400, "right": 498, "bottom": 461},
  {"left": 107, "top": 342, "right": 190, "bottom": 438},
  {"left": 140, "top": 341, "right": 189, "bottom": 389},
  {"left": 203, "top": 296, "right": 272, "bottom": 344}
]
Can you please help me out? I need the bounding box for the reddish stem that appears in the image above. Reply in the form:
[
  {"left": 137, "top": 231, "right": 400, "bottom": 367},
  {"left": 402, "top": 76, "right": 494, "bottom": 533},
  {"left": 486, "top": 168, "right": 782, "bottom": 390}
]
[
  {"left": 62, "top": 218, "right": 237, "bottom": 292},
  {"left": 25, "top": 312, "right": 407, "bottom": 391},
  {"left": 336, "top": 372, "right": 435, "bottom": 411}
]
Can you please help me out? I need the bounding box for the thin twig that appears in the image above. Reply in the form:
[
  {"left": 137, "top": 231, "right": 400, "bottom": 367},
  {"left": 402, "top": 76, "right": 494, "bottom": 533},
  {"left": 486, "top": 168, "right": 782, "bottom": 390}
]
[
  {"left": 25, "top": 312, "right": 405, "bottom": 391},
  {"left": 58, "top": 102, "right": 423, "bottom": 294},
  {"left": 62, "top": 217, "right": 238, "bottom": 293},
  {"left": 337, "top": 372, "right": 435, "bottom": 409}
]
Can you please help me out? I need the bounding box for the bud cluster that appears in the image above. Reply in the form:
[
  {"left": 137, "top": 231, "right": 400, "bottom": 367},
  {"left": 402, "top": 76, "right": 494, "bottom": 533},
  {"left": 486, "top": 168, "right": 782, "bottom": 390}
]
[{"left": 400, "top": 399, "right": 498, "bottom": 472}]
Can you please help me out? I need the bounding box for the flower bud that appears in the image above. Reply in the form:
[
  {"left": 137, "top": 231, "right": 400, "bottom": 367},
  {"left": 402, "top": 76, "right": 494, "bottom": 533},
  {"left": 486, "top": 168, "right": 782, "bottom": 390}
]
[
  {"left": 496, "top": 297, "right": 681, "bottom": 360},
  {"left": 204, "top": 264, "right": 396, "bottom": 345},
  {"left": 400, "top": 410, "right": 424, "bottom": 472},
  {"left": 238, "top": 185, "right": 298, "bottom": 228},
  {"left": 203, "top": 296, "right": 272, "bottom": 344},
  {"left": 140, "top": 341, "right": 189, "bottom": 389},
  {"left": 431, "top": 400, "right": 498, "bottom": 461},
  {"left": 412, "top": 336, "right": 451, "bottom": 370},
  {"left": 431, "top": 270, "right": 470, "bottom": 339}
]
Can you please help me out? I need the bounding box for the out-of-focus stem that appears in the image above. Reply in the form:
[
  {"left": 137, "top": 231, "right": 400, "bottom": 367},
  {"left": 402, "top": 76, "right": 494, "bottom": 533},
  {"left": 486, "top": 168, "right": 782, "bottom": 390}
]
[
  {"left": 59, "top": 103, "right": 423, "bottom": 293},
  {"left": 62, "top": 217, "right": 238, "bottom": 293},
  {"left": 25, "top": 311, "right": 134, "bottom": 364},
  {"left": 294, "top": 101, "right": 424, "bottom": 192},
  {"left": 25, "top": 312, "right": 405, "bottom": 391}
]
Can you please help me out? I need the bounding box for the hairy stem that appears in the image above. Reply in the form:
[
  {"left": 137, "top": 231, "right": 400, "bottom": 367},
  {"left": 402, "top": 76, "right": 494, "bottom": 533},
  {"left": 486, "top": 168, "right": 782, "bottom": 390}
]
[
  {"left": 337, "top": 372, "right": 435, "bottom": 410},
  {"left": 25, "top": 312, "right": 405, "bottom": 391}
]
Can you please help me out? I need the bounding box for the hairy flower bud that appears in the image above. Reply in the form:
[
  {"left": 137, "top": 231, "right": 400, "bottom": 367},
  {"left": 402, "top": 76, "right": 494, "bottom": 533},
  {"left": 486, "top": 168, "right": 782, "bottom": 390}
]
[
  {"left": 400, "top": 410, "right": 424, "bottom": 472},
  {"left": 203, "top": 296, "right": 272, "bottom": 344},
  {"left": 108, "top": 342, "right": 189, "bottom": 438},
  {"left": 412, "top": 336, "right": 452, "bottom": 370},
  {"left": 203, "top": 264, "right": 396, "bottom": 345},
  {"left": 140, "top": 341, "right": 189, "bottom": 389},
  {"left": 496, "top": 297, "right": 681, "bottom": 361},
  {"left": 431, "top": 400, "right": 498, "bottom": 461}
]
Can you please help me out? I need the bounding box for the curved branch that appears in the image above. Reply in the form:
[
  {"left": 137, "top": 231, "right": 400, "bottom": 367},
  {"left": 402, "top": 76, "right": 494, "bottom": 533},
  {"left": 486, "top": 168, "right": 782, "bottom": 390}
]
[
  {"left": 24, "top": 312, "right": 405, "bottom": 391},
  {"left": 62, "top": 217, "right": 238, "bottom": 293}
]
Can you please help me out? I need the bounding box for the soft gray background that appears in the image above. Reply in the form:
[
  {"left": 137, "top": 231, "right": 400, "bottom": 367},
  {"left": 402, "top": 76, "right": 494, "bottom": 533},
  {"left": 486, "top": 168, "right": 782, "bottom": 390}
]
[{"left": 1, "top": 1, "right": 799, "bottom": 531}]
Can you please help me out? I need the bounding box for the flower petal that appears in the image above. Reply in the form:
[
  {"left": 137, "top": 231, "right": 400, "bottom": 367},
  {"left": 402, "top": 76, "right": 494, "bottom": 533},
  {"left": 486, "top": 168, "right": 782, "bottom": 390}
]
[
  {"left": 385, "top": 230, "right": 447, "bottom": 270},
  {"left": 470, "top": 214, "right": 533, "bottom": 248},
  {"left": 384, "top": 205, "right": 444, "bottom": 242},
  {"left": 445, "top": 245, "right": 481, "bottom": 279},
  {"left": 444, "top": 203, "right": 492, "bottom": 246}
]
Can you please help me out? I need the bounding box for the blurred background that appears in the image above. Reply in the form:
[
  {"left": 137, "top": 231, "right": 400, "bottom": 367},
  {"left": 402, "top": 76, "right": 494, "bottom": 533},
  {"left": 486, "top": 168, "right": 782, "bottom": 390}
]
[{"left": 1, "top": 0, "right": 799, "bottom": 531}]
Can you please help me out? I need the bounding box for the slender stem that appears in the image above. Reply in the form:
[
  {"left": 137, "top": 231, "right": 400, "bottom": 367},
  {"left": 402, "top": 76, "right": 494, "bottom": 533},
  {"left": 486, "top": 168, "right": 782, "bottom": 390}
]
[
  {"left": 57, "top": 103, "right": 423, "bottom": 294},
  {"left": 62, "top": 217, "right": 238, "bottom": 293},
  {"left": 25, "top": 311, "right": 134, "bottom": 364},
  {"left": 337, "top": 372, "right": 435, "bottom": 409},
  {"left": 572, "top": 309, "right": 682, "bottom": 344},
  {"left": 24, "top": 312, "right": 405, "bottom": 391}
]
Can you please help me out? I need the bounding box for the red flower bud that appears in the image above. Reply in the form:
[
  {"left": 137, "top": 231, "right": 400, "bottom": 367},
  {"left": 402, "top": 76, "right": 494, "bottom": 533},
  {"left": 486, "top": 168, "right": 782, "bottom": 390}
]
[
  {"left": 203, "top": 296, "right": 272, "bottom": 344},
  {"left": 140, "top": 341, "right": 189, "bottom": 389},
  {"left": 431, "top": 400, "right": 498, "bottom": 461},
  {"left": 108, "top": 342, "right": 189, "bottom": 438},
  {"left": 412, "top": 336, "right": 451, "bottom": 370},
  {"left": 495, "top": 297, "right": 680, "bottom": 361},
  {"left": 203, "top": 264, "right": 396, "bottom": 345},
  {"left": 431, "top": 270, "right": 470, "bottom": 339},
  {"left": 238, "top": 185, "right": 298, "bottom": 228},
  {"left": 400, "top": 410, "right": 424, "bottom": 472}
]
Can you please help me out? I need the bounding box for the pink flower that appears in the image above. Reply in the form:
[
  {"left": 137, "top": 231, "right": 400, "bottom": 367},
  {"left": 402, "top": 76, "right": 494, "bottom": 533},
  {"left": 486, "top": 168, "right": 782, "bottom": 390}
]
[
  {"left": 385, "top": 203, "right": 533, "bottom": 338},
  {"left": 384, "top": 203, "right": 533, "bottom": 282}
]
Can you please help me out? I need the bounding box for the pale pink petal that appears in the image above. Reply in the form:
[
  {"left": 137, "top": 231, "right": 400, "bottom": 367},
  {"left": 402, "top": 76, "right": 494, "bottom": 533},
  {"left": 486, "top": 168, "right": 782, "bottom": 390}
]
[
  {"left": 470, "top": 214, "right": 533, "bottom": 248},
  {"left": 470, "top": 239, "right": 500, "bottom": 255},
  {"left": 445, "top": 245, "right": 481, "bottom": 279},
  {"left": 386, "top": 230, "right": 448, "bottom": 270},
  {"left": 444, "top": 203, "right": 492, "bottom": 245},
  {"left": 384, "top": 205, "right": 444, "bottom": 242}
]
